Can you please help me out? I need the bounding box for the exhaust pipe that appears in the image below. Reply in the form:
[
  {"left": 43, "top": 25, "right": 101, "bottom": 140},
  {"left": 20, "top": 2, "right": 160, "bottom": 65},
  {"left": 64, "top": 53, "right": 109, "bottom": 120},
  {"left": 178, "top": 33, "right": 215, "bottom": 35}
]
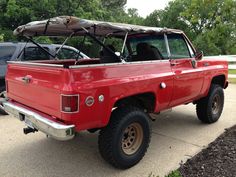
[{"left": 23, "top": 127, "right": 38, "bottom": 134}]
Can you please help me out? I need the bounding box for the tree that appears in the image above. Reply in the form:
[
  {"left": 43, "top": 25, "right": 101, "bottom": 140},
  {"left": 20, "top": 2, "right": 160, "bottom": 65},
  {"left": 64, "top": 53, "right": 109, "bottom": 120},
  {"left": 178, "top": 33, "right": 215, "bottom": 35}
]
[
  {"left": 143, "top": 10, "right": 163, "bottom": 27},
  {"left": 144, "top": 1, "right": 195, "bottom": 39},
  {"left": 180, "top": 0, "right": 236, "bottom": 54},
  {"left": 144, "top": 0, "right": 236, "bottom": 55},
  {"left": 124, "top": 8, "right": 143, "bottom": 25},
  {"left": 0, "top": 33, "right": 4, "bottom": 42},
  {"left": 0, "top": 0, "right": 235, "bottom": 55}
]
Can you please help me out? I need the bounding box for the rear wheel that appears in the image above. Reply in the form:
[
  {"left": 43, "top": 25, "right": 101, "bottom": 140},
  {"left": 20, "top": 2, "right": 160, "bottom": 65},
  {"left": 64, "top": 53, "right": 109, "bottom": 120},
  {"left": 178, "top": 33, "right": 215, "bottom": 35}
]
[
  {"left": 0, "top": 91, "right": 8, "bottom": 115},
  {"left": 98, "top": 106, "right": 151, "bottom": 169},
  {"left": 196, "top": 84, "right": 224, "bottom": 123}
]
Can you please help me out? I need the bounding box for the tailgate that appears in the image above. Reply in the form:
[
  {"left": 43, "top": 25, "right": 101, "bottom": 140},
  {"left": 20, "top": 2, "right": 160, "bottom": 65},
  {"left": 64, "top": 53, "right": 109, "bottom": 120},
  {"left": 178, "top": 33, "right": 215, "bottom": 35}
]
[{"left": 6, "top": 63, "right": 65, "bottom": 118}]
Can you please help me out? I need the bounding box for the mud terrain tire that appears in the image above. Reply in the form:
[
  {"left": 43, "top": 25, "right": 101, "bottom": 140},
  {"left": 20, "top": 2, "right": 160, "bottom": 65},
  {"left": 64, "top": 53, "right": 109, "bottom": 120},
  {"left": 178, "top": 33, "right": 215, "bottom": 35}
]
[
  {"left": 196, "top": 84, "right": 224, "bottom": 123},
  {"left": 98, "top": 106, "right": 151, "bottom": 169}
]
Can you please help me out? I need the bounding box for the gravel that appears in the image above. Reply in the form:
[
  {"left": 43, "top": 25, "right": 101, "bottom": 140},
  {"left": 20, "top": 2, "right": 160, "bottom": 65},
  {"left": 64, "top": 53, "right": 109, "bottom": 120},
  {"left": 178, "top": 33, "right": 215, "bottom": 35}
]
[{"left": 180, "top": 125, "right": 236, "bottom": 177}]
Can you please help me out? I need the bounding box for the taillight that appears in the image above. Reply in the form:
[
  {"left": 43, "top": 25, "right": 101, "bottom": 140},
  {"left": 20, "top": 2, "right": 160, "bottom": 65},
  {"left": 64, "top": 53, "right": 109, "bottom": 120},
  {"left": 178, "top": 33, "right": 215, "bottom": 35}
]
[{"left": 61, "top": 95, "right": 79, "bottom": 113}]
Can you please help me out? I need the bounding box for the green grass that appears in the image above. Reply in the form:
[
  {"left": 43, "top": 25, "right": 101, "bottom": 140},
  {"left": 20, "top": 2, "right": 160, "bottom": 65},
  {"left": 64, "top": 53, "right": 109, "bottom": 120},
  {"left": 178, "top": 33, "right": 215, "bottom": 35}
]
[
  {"left": 166, "top": 170, "right": 182, "bottom": 177},
  {"left": 229, "top": 78, "right": 236, "bottom": 84},
  {"left": 229, "top": 69, "right": 236, "bottom": 75},
  {"left": 148, "top": 170, "right": 182, "bottom": 177}
]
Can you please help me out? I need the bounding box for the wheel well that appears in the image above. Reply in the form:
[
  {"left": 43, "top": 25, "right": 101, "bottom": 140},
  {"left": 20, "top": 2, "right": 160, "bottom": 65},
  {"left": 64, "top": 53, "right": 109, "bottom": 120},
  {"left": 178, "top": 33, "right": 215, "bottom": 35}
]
[
  {"left": 0, "top": 78, "right": 6, "bottom": 92},
  {"left": 211, "top": 75, "right": 225, "bottom": 88},
  {"left": 114, "top": 92, "right": 156, "bottom": 113}
]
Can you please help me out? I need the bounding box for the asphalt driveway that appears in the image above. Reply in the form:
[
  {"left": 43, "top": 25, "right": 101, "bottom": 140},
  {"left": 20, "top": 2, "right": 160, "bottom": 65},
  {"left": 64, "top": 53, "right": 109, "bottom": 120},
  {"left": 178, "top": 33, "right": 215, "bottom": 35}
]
[{"left": 0, "top": 84, "right": 235, "bottom": 177}]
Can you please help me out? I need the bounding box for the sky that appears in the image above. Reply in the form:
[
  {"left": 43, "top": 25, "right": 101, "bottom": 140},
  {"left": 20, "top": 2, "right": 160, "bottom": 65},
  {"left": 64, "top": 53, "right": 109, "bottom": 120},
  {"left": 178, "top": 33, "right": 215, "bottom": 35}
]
[{"left": 126, "top": 0, "right": 172, "bottom": 17}]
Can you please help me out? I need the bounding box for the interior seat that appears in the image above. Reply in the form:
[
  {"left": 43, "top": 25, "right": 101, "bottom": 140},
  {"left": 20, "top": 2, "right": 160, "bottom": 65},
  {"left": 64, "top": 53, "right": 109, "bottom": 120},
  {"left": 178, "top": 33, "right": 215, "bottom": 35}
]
[
  {"left": 150, "top": 45, "right": 163, "bottom": 60},
  {"left": 100, "top": 45, "right": 120, "bottom": 63},
  {"left": 135, "top": 42, "right": 162, "bottom": 61}
]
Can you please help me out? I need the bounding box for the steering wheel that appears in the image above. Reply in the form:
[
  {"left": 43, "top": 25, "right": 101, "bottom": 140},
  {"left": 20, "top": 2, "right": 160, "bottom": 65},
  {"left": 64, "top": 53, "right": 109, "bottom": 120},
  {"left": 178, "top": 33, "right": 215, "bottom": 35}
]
[{"left": 124, "top": 50, "right": 137, "bottom": 62}]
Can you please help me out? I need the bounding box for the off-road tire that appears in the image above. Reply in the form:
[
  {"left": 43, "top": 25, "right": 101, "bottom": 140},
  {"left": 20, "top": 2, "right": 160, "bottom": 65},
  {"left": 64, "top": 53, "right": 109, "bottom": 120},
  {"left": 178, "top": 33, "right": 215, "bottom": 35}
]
[
  {"left": 0, "top": 107, "right": 8, "bottom": 115},
  {"left": 196, "top": 84, "right": 224, "bottom": 123},
  {"left": 98, "top": 106, "right": 151, "bottom": 169},
  {"left": 0, "top": 91, "right": 8, "bottom": 115}
]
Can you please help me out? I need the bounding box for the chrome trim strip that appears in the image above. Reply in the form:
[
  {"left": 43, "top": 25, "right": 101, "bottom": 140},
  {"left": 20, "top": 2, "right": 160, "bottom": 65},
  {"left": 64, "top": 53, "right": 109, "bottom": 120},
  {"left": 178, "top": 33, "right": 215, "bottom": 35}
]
[
  {"left": 121, "top": 32, "right": 128, "bottom": 54},
  {"left": 8, "top": 59, "right": 170, "bottom": 69},
  {"left": 8, "top": 59, "right": 169, "bottom": 69},
  {"left": 69, "top": 59, "right": 170, "bottom": 69},
  {"left": 164, "top": 33, "right": 171, "bottom": 59},
  {"left": 3, "top": 102, "right": 75, "bottom": 141},
  {"left": 7, "top": 61, "right": 64, "bottom": 68}
]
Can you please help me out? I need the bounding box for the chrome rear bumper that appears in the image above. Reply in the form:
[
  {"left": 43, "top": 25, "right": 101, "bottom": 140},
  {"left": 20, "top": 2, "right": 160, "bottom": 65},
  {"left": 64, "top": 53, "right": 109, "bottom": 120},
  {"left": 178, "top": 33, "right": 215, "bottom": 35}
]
[{"left": 3, "top": 102, "right": 75, "bottom": 141}]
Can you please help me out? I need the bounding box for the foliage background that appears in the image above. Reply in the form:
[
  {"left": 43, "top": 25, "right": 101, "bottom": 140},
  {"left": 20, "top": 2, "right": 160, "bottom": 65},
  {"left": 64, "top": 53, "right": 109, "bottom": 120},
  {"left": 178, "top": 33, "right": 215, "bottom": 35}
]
[{"left": 0, "top": 0, "right": 235, "bottom": 56}]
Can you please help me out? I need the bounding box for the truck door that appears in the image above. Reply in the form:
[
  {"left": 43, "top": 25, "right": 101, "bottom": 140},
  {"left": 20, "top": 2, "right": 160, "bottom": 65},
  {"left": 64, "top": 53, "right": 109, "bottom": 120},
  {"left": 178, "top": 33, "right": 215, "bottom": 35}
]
[{"left": 168, "top": 34, "right": 204, "bottom": 107}]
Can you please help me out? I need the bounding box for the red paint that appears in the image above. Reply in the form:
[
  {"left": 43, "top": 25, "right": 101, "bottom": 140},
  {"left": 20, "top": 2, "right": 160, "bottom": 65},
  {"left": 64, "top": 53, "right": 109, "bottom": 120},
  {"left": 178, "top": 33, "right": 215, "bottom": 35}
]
[{"left": 6, "top": 56, "right": 228, "bottom": 132}]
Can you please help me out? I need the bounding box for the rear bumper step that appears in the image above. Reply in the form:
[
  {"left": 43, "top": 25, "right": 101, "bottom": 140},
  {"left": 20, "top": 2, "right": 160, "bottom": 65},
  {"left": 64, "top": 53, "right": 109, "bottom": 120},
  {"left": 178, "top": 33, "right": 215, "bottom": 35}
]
[{"left": 3, "top": 102, "right": 75, "bottom": 141}]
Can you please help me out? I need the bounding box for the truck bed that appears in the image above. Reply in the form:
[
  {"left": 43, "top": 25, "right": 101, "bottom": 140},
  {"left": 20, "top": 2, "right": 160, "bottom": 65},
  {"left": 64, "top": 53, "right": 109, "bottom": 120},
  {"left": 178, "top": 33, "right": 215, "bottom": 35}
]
[
  {"left": 6, "top": 57, "right": 228, "bottom": 131},
  {"left": 6, "top": 59, "right": 174, "bottom": 130}
]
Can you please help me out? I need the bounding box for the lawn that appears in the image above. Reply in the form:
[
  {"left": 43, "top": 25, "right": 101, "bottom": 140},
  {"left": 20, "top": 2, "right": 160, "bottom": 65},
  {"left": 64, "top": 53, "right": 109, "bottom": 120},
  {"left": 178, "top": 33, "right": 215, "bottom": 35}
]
[
  {"left": 229, "top": 78, "right": 236, "bottom": 83},
  {"left": 149, "top": 170, "right": 182, "bottom": 177},
  {"left": 229, "top": 69, "right": 236, "bottom": 75},
  {"left": 229, "top": 69, "right": 236, "bottom": 84}
]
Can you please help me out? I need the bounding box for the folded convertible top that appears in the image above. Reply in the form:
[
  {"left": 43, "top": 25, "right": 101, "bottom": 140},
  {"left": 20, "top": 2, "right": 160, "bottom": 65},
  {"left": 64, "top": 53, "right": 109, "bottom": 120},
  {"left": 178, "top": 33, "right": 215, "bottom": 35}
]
[{"left": 14, "top": 16, "right": 183, "bottom": 37}]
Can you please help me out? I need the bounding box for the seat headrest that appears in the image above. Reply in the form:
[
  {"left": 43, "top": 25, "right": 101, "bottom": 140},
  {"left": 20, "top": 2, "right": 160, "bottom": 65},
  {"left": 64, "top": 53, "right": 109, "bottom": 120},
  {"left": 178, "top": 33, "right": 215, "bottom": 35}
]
[{"left": 136, "top": 42, "right": 151, "bottom": 55}]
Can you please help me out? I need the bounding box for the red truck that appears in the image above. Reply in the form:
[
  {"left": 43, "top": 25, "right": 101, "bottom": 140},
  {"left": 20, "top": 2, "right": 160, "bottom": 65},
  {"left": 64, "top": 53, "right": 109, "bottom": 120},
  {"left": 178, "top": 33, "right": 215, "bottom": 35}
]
[{"left": 2, "top": 16, "right": 228, "bottom": 169}]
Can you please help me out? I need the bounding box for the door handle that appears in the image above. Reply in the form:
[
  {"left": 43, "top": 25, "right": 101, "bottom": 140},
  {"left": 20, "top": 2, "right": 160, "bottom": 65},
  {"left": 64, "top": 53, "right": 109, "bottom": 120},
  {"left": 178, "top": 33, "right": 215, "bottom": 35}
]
[
  {"left": 170, "top": 60, "right": 190, "bottom": 66},
  {"left": 22, "top": 76, "right": 31, "bottom": 84},
  {"left": 171, "top": 62, "right": 180, "bottom": 66}
]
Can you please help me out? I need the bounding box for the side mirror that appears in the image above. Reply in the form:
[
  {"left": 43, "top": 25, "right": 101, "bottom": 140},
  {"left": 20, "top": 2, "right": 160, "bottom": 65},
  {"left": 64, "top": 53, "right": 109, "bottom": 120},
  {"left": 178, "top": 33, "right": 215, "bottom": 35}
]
[{"left": 195, "top": 51, "right": 203, "bottom": 61}]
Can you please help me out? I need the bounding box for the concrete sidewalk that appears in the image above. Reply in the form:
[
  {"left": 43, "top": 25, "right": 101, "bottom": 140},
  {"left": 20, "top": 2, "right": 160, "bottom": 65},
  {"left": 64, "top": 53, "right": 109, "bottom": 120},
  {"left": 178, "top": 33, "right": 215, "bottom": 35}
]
[
  {"left": 0, "top": 84, "right": 235, "bottom": 177},
  {"left": 229, "top": 65, "right": 236, "bottom": 69},
  {"left": 229, "top": 74, "right": 236, "bottom": 78}
]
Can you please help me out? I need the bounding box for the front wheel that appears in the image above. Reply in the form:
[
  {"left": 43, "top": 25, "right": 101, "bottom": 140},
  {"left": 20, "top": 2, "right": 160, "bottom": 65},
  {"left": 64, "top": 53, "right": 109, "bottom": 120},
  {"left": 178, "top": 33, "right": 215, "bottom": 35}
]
[
  {"left": 196, "top": 84, "right": 224, "bottom": 123},
  {"left": 98, "top": 106, "right": 151, "bottom": 169}
]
